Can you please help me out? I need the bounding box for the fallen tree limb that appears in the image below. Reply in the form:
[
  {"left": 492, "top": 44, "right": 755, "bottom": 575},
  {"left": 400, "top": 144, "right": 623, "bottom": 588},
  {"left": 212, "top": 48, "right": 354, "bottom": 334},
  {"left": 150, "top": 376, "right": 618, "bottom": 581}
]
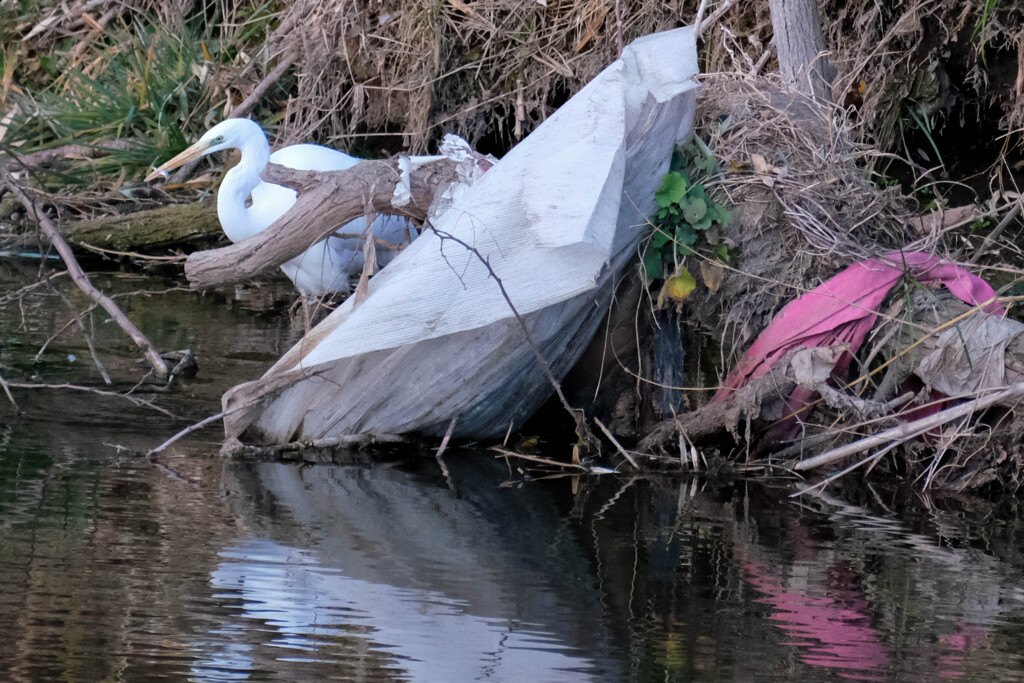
[
  {"left": 183, "top": 157, "right": 460, "bottom": 289},
  {"left": 1, "top": 166, "right": 169, "bottom": 377},
  {"left": 63, "top": 198, "right": 221, "bottom": 252}
]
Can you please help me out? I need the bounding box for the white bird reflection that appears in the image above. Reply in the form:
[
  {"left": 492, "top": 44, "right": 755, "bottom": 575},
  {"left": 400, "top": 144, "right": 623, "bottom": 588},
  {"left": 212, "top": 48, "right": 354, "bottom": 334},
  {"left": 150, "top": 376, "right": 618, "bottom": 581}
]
[{"left": 190, "top": 538, "right": 599, "bottom": 682}]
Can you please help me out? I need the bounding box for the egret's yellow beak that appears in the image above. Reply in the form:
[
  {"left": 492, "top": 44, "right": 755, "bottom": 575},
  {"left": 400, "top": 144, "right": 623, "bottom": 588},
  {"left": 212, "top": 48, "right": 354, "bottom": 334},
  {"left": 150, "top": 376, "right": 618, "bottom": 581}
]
[{"left": 144, "top": 139, "right": 213, "bottom": 182}]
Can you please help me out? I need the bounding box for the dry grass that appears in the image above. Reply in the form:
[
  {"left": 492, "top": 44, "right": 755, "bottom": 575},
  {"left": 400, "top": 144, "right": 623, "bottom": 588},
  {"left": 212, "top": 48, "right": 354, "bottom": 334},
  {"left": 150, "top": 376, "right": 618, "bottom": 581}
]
[
  {"left": 269, "top": 0, "right": 690, "bottom": 153},
  {"left": 822, "top": 0, "right": 1024, "bottom": 155},
  {"left": 685, "top": 73, "right": 922, "bottom": 361},
  {"left": 6, "top": 0, "right": 1019, "bottom": 163}
]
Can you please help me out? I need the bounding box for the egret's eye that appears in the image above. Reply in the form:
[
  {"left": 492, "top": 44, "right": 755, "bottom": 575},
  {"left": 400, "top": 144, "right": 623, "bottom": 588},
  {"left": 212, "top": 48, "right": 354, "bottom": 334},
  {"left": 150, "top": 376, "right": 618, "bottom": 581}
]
[{"left": 213, "top": 135, "right": 224, "bottom": 143}]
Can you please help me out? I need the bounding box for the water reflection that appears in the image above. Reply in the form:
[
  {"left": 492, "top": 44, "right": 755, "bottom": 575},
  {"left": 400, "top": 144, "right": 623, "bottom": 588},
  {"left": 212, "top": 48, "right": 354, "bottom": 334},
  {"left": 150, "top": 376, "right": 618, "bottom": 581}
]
[
  {"left": 4, "top": 431, "right": 1024, "bottom": 681},
  {"left": 198, "top": 460, "right": 618, "bottom": 681},
  {"left": 3, "top": 267, "right": 1024, "bottom": 681}
]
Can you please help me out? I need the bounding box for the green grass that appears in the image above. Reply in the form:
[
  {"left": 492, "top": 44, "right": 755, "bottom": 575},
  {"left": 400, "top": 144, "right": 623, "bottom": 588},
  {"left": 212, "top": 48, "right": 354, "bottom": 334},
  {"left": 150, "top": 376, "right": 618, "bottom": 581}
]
[
  {"left": 971, "top": 0, "right": 1002, "bottom": 65},
  {"left": 2, "top": 3, "right": 283, "bottom": 186}
]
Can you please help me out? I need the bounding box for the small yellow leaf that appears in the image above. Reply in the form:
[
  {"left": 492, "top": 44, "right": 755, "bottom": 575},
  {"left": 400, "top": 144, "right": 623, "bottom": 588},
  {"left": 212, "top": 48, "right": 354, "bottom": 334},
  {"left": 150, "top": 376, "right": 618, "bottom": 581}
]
[
  {"left": 448, "top": 0, "right": 478, "bottom": 17},
  {"left": 574, "top": 6, "right": 609, "bottom": 53},
  {"left": 751, "top": 153, "right": 770, "bottom": 174},
  {"left": 657, "top": 269, "right": 696, "bottom": 308},
  {"left": 699, "top": 260, "right": 726, "bottom": 293}
]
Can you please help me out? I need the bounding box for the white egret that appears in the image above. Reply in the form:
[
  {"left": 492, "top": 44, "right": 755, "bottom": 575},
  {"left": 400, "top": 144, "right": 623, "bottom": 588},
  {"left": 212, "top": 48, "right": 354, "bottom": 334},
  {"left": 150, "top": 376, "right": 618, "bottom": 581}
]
[{"left": 146, "top": 118, "right": 408, "bottom": 296}]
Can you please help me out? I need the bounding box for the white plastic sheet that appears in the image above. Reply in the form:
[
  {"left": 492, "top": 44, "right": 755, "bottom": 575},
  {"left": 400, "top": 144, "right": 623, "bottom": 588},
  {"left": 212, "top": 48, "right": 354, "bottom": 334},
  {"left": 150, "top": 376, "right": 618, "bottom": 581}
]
[{"left": 223, "top": 27, "right": 700, "bottom": 443}]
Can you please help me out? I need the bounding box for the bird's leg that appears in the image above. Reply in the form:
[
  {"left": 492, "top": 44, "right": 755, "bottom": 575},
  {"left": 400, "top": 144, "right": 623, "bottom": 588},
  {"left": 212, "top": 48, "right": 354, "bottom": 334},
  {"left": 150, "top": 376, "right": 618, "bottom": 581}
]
[{"left": 301, "top": 297, "right": 313, "bottom": 334}]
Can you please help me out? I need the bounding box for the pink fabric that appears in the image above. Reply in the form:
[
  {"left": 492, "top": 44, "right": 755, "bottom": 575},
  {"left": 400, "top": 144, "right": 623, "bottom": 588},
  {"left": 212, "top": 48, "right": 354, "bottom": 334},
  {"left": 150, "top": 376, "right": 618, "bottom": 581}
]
[{"left": 712, "top": 253, "right": 1001, "bottom": 436}]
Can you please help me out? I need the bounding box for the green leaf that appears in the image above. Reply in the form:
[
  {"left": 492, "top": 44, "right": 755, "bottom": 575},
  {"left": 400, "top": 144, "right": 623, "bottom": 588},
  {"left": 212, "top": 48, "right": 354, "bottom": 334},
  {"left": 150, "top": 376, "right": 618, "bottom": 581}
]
[
  {"left": 651, "top": 229, "right": 671, "bottom": 248},
  {"left": 642, "top": 248, "right": 664, "bottom": 281},
  {"left": 682, "top": 197, "right": 707, "bottom": 224},
  {"left": 655, "top": 172, "right": 688, "bottom": 208},
  {"left": 715, "top": 205, "right": 733, "bottom": 227},
  {"left": 692, "top": 216, "right": 713, "bottom": 231},
  {"left": 675, "top": 225, "right": 698, "bottom": 245},
  {"left": 713, "top": 242, "right": 730, "bottom": 262},
  {"left": 693, "top": 154, "right": 715, "bottom": 173}
]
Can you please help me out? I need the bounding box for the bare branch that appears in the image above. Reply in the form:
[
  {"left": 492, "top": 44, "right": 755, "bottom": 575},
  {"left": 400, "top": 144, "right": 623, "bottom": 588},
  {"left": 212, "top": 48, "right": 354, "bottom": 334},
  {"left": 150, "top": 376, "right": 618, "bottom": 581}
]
[
  {"left": 183, "top": 157, "right": 460, "bottom": 289},
  {"left": 0, "top": 165, "right": 169, "bottom": 377},
  {"left": 792, "top": 382, "right": 1024, "bottom": 472}
]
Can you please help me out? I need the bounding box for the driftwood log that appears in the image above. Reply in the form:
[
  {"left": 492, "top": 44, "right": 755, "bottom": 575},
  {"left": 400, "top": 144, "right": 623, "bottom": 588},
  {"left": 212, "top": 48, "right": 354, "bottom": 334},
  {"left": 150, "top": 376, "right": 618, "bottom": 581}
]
[
  {"left": 64, "top": 199, "right": 222, "bottom": 252},
  {"left": 183, "top": 158, "right": 462, "bottom": 289}
]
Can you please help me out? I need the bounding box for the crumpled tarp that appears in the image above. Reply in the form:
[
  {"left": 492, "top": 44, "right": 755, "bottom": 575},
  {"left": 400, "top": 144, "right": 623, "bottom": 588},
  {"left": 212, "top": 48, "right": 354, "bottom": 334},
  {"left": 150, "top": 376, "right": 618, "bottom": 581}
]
[
  {"left": 221, "top": 27, "right": 700, "bottom": 444},
  {"left": 713, "top": 252, "right": 1003, "bottom": 439}
]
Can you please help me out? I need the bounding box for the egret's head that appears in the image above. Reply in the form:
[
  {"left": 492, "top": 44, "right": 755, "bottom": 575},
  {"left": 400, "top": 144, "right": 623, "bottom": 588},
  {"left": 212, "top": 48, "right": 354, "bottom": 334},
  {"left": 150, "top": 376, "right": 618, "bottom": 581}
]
[{"left": 144, "top": 119, "right": 261, "bottom": 182}]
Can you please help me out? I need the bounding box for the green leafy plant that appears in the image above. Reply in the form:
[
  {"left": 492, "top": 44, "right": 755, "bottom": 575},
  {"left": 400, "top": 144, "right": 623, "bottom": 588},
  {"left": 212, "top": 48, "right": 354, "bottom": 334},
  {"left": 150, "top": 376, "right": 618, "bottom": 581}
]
[{"left": 643, "top": 143, "right": 734, "bottom": 293}]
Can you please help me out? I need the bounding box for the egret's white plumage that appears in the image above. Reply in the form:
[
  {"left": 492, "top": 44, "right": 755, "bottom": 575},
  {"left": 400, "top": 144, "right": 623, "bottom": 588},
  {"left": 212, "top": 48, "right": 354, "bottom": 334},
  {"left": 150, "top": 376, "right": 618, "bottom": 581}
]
[{"left": 148, "top": 118, "right": 407, "bottom": 296}]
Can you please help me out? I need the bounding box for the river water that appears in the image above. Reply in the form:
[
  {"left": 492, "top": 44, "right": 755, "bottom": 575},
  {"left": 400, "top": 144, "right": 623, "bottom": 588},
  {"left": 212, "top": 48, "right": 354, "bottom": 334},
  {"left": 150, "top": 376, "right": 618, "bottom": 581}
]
[{"left": 2, "top": 261, "right": 1024, "bottom": 681}]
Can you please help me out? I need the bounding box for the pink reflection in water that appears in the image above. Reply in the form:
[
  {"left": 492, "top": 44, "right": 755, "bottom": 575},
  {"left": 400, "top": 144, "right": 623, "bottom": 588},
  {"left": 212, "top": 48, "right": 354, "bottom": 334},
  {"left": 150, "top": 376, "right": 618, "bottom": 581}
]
[
  {"left": 937, "top": 623, "right": 989, "bottom": 680},
  {"left": 741, "top": 557, "right": 890, "bottom": 681}
]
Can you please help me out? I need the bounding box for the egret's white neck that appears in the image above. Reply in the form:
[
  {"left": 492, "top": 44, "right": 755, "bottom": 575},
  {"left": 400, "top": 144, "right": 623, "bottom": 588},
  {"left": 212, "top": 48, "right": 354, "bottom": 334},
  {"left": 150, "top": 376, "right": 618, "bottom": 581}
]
[{"left": 216, "top": 135, "right": 271, "bottom": 243}]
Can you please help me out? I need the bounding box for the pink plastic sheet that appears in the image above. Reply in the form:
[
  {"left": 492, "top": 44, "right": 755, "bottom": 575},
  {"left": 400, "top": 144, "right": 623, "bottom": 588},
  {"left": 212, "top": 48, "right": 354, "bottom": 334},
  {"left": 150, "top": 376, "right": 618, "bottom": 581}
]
[{"left": 712, "top": 253, "right": 1001, "bottom": 438}]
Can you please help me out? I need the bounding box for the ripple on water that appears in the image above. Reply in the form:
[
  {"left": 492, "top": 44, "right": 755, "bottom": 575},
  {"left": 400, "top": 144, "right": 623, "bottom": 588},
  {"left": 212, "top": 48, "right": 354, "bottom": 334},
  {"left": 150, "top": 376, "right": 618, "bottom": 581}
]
[{"left": 4, "top": 265, "right": 1024, "bottom": 681}]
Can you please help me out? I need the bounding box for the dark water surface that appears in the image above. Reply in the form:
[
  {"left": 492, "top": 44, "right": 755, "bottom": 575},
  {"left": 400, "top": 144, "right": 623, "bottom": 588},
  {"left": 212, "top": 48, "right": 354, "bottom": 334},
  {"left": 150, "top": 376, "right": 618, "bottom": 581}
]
[{"left": 3, "top": 262, "right": 1024, "bottom": 681}]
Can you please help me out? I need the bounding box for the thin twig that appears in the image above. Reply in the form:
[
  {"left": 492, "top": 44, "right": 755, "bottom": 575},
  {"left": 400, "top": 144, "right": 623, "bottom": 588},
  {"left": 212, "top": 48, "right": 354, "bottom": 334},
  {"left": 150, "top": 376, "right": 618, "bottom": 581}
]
[
  {"left": 52, "top": 286, "right": 112, "bottom": 385},
  {"left": 698, "top": 0, "right": 738, "bottom": 37},
  {"left": 693, "top": 0, "right": 710, "bottom": 35},
  {"left": 167, "top": 54, "right": 297, "bottom": 184},
  {"left": 613, "top": 0, "right": 625, "bottom": 57},
  {"left": 594, "top": 417, "right": 639, "bottom": 469},
  {"left": 0, "top": 373, "right": 19, "bottom": 412},
  {"left": 492, "top": 446, "right": 588, "bottom": 471},
  {"left": 435, "top": 415, "right": 458, "bottom": 491},
  {"left": 232, "top": 52, "right": 297, "bottom": 120},
  {"left": 75, "top": 241, "right": 187, "bottom": 262},
  {"left": 146, "top": 411, "right": 225, "bottom": 456},
  {"left": 791, "top": 441, "right": 900, "bottom": 497},
  {"left": 966, "top": 199, "right": 1023, "bottom": 265},
  {"left": 34, "top": 307, "right": 88, "bottom": 363},
  {"left": 0, "top": 270, "right": 67, "bottom": 306},
  {"left": 428, "top": 221, "right": 594, "bottom": 447},
  {"left": 6, "top": 382, "right": 175, "bottom": 417},
  {"left": 436, "top": 414, "right": 458, "bottom": 460}
]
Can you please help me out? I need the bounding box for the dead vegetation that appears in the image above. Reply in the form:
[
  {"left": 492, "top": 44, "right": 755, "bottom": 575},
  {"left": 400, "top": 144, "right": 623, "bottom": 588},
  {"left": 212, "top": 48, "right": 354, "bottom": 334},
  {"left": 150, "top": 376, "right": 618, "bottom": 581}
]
[{"left": 686, "top": 74, "right": 920, "bottom": 356}]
